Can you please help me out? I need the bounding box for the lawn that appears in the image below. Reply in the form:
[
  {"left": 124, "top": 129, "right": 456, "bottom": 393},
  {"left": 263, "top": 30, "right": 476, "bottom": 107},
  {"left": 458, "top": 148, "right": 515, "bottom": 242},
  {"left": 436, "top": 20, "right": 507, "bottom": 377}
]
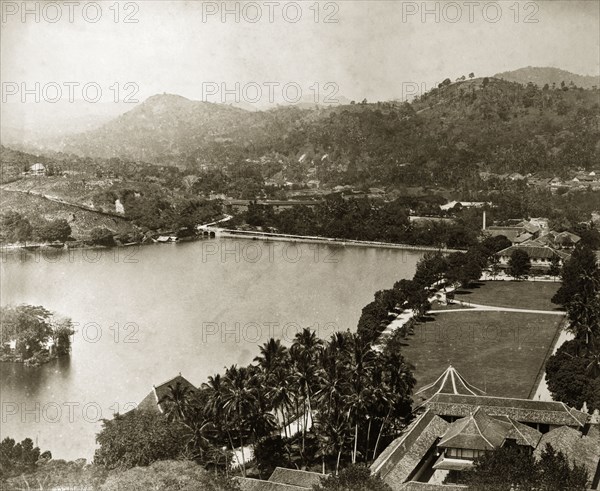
[
  {"left": 453, "top": 281, "right": 562, "bottom": 311},
  {"left": 401, "top": 310, "right": 564, "bottom": 399}
]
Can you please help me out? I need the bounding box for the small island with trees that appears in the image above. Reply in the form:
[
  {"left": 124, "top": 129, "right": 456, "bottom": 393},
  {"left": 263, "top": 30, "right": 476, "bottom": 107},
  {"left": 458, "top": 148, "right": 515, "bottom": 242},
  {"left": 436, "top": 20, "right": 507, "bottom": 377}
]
[{"left": 0, "top": 305, "right": 75, "bottom": 367}]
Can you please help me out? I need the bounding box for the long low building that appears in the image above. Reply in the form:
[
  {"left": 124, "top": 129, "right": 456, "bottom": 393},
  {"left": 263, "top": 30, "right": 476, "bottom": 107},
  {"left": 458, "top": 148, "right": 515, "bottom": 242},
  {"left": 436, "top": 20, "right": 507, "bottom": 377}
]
[
  {"left": 371, "top": 366, "right": 600, "bottom": 490},
  {"left": 496, "top": 243, "right": 571, "bottom": 271}
]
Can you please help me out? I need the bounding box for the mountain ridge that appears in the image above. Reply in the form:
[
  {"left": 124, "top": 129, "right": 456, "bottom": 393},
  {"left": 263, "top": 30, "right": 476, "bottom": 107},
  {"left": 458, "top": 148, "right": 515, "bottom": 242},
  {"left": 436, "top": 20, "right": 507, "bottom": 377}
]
[{"left": 493, "top": 66, "right": 599, "bottom": 89}]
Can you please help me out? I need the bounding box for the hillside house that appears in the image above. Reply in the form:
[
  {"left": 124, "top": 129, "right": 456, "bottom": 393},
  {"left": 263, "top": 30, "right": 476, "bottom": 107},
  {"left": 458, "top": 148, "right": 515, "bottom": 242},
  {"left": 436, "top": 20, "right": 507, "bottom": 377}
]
[{"left": 29, "top": 163, "right": 46, "bottom": 176}]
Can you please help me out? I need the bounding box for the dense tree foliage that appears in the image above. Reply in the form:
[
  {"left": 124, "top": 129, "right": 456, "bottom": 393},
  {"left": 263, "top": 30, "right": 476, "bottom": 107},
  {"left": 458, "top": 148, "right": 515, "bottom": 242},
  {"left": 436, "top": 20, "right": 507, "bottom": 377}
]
[
  {"left": 1, "top": 454, "right": 237, "bottom": 490},
  {"left": 0, "top": 438, "right": 50, "bottom": 482},
  {"left": 0, "top": 212, "right": 72, "bottom": 244},
  {"left": 0, "top": 305, "right": 74, "bottom": 364},
  {"left": 94, "top": 410, "right": 191, "bottom": 470},
  {"left": 314, "top": 464, "right": 391, "bottom": 491},
  {"left": 545, "top": 339, "right": 600, "bottom": 410},
  {"left": 93, "top": 329, "right": 414, "bottom": 478},
  {"left": 507, "top": 249, "right": 531, "bottom": 280},
  {"left": 100, "top": 460, "right": 238, "bottom": 491},
  {"left": 59, "top": 81, "right": 600, "bottom": 191},
  {"left": 459, "top": 444, "right": 589, "bottom": 490},
  {"left": 547, "top": 245, "right": 600, "bottom": 409},
  {"left": 239, "top": 196, "right": 479, "bottom": 249}
]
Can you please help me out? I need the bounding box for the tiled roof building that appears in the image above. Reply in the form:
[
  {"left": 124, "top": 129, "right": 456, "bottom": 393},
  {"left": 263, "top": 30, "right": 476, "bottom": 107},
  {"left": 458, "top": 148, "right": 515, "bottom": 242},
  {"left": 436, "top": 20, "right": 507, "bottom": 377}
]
[
  {"left": 371, "top": 410, "right": 450, "bottom": 487},
  {"left": 424, "top": 393, "right": 588, "bottom": 429},
  {"left": 371, "top": 367, "right": 598, "bottom": 490}
]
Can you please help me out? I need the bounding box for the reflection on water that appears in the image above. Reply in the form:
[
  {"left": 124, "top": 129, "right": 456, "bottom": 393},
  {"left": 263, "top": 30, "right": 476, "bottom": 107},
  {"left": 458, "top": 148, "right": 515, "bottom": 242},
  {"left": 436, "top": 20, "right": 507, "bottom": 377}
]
[{"left": 0, "top": 239, "right": 421, "bottom": 460}]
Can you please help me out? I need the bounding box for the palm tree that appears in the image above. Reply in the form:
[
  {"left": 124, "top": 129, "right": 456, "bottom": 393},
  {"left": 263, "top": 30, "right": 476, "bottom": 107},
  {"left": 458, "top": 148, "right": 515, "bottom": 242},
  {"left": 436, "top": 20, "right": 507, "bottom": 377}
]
[
  {"left": 202, "top": 374, "right": 225, "bottom": 422},
  {"left": 567, "top": 291, "right": 600, "bottom": 348},
  {"left": 265, "top": 366, "right": 294, "bottom": 438},
  {"left": 290, "top": 328, "right": 324, "bottom": 458},
  {"left": 222, "top": 365, "right": 258, "bottom": 477},
  {"left": 157, "top": 381, "right": 193, "bottom": 422},
  {"left": 344, "top": 334, "right": 375, "bottom": 464},
  {"left": 254, "top": 338, "right": 288, "bottom": 375}
]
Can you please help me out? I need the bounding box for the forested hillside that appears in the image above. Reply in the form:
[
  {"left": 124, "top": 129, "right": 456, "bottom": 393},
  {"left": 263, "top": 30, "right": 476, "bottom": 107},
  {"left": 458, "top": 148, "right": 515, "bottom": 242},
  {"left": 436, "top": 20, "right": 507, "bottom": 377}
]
[{"left": 57, "top": 77, "right": 599, "bottom": 189}]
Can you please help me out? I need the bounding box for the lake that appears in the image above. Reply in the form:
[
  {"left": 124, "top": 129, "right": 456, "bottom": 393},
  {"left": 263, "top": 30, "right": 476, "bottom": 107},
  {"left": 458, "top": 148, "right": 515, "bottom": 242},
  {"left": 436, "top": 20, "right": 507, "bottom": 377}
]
[{"left": 0, "top": 238, "right": 421, "bottom": 460}]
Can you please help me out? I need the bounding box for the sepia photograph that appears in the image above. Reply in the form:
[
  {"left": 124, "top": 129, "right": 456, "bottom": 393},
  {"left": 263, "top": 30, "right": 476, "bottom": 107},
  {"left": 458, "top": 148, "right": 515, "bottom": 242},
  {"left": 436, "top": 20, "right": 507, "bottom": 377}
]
[{"left": 1, "top": 1, "right": 599, "bottom": 489}]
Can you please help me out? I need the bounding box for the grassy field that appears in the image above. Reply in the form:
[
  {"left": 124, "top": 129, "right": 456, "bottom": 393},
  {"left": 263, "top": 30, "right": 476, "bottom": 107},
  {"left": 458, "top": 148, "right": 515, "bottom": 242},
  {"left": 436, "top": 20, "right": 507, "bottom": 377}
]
[
  {"left": 403, "top": 282, "right": 565, "bottom": 399},
  {"left": 454, "top": 281, "right": 562, "bottom": 311}
]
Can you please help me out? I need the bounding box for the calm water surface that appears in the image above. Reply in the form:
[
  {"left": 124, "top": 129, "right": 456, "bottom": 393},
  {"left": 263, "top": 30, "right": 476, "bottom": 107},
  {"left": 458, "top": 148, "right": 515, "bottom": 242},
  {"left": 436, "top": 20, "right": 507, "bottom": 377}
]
[{"left": 0, "top": 239, "right": 421, "bottom": 460}]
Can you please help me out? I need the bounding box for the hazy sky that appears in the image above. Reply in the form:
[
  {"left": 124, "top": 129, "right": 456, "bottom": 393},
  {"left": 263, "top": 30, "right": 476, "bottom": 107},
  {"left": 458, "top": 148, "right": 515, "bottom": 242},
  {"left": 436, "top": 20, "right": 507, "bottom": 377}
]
[{"left": 1, "top": 0, "right": 599, "bottom": 105}]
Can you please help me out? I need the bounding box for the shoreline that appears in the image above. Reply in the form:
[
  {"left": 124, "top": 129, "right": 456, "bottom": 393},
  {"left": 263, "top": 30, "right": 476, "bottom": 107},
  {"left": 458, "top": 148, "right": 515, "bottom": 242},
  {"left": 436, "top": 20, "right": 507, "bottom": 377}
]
[
  {"left": 1, "top": 230, "right": 467, "bottom": 256},
  {"left": 214, "top": 229, "right": 467, "bottom": 253}
]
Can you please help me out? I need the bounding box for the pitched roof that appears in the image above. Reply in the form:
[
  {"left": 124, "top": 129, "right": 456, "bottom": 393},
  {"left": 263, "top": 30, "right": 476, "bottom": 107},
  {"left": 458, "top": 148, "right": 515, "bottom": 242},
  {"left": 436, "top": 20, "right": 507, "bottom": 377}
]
[
  {"left": 438, "top": 407, "right": 514, "bottom": 450},
  {"left": 520, "top": 222, "right": 541, "bottom": 234},
  {"left": 432, "top": 454, "right": 475, "bottom": 471},
  {"left": 534, "top": 425, "right": 600, "bottom": 485},
  {"left": 425, "top": 394, "right": 589, "bottom": 427},
  {"left": 554, "top": 231, "right": 581, "bottom": 245},
  {"left": 513, "top": 232, "right": 533, "bottom": 243},
  {"left": 415, "top": 366, "right": 486, "bottom": 403},
  {"left": 371, "top": 410, "right": 449, "bottom": 486},
  {"left": 496, "top": 244, "right": 570, "bottom": 260},
  {"left": 136, "top": 374, "right": 197, "bottom": 414},
  {"left": 438, "top": 408, "right": 542, "bottom": 451},
  {"left": 494, "top": 415, "right": 543, "bottom": 447},
  {"left": 268, "top": 468, "right": 325, "bottom": 488},
  {"left": 485, "top": 226, "right": 528, "bottom": 243}
]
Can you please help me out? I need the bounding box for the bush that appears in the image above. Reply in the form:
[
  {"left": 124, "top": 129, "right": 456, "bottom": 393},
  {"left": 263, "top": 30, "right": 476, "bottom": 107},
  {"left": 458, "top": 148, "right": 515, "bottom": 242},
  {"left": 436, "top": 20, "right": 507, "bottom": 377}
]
[
  {"left": 94, "top": 410, "right": 190, "bottom": 470},
  {"left": 100, "top": 460, "right": 238, "bottom": 491}
]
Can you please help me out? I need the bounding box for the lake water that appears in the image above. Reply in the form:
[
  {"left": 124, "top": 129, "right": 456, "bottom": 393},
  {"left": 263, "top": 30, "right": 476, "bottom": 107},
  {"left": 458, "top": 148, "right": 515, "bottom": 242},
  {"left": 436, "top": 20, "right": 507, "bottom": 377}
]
[{"left": 0, "top": 239, "right": 421, "bottom": 460}]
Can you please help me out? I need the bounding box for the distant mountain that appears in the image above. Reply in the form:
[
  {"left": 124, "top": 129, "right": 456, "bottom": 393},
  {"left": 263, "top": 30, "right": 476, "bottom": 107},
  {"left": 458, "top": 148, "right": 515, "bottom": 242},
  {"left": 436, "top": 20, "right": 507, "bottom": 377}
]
[
  {"left": 58, "top": 94, "right": 254, "bottom": 164},
  {"left": 49, "top": 78, "right": 599, "bottom": 185},
  {"left": 1, "top": 100, "right": 134, "bottom": 147},
  {"left": 494, "top": 66, "right": 599, "bottom": 89}
]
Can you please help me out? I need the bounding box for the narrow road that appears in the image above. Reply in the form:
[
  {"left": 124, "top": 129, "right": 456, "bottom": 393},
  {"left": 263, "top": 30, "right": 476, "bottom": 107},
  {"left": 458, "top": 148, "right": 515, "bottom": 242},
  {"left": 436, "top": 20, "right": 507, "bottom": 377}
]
[
  {"left": 530, "top": 329, "right": 574, "bottom": 401},
  {"left": 429, "top": 300, "right": 565, "bottom": 316}
]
